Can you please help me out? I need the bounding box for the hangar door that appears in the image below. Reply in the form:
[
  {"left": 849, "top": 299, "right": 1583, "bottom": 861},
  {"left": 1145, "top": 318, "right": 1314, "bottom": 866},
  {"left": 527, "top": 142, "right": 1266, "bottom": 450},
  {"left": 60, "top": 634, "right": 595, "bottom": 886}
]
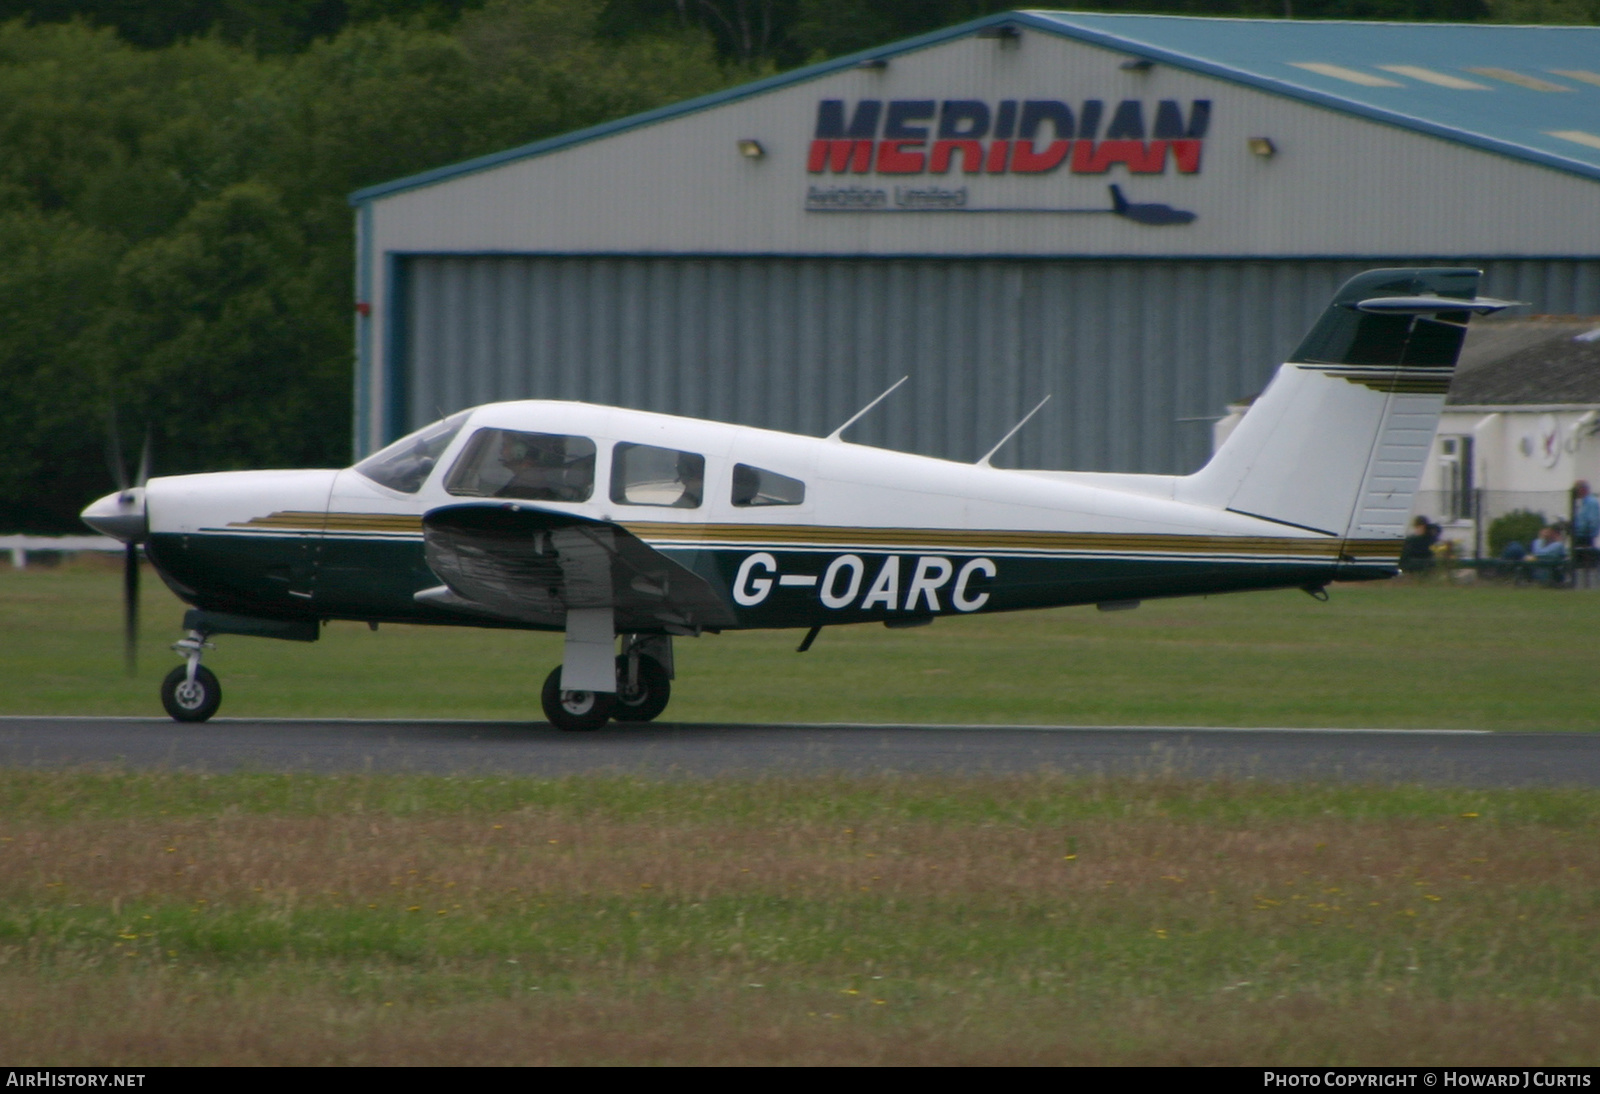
[{"left": 392, "top": 255, "right": 1600, "bottom": 475}]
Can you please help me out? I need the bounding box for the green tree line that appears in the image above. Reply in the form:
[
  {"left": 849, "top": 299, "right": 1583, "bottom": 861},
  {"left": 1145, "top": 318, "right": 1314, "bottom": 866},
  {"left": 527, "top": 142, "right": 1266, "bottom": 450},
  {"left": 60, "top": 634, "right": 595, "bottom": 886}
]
[
  {"left": 0, "top": 1, "right": 730, "bottom": 531},
  {"left": 3, "top": 0, "right": 1593, "bottom": 532}
]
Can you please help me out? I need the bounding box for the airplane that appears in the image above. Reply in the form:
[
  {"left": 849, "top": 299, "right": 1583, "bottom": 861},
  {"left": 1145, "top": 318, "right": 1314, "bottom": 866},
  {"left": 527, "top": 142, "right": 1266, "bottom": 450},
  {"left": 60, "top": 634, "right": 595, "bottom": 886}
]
[{"left": 82, "top": 267, "right": 1514, "bottom": 730}]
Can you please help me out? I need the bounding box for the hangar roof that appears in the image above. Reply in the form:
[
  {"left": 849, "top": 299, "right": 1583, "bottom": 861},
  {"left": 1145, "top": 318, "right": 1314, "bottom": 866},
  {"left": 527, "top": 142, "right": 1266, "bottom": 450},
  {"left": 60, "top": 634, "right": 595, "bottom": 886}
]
[
  {"left": 351, "top": 9, "right": 1600, "bottom": 204},
  {"left": 1025, "top": 12, "right": 1600, "bottom": 183}
]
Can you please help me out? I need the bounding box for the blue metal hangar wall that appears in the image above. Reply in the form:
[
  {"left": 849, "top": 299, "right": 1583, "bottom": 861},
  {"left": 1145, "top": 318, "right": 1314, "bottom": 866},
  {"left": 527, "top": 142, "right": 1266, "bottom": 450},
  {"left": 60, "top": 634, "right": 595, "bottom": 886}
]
[{"left": 350, "top": 10, "right": 1600, "bottom": 473}]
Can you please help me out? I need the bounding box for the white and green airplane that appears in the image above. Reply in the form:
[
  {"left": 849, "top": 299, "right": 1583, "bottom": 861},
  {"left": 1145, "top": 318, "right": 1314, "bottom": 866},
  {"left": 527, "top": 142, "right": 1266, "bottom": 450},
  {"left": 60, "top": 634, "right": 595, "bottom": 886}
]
[{"left": 83, "top": 268, "right": 1512, "bottom": 729}]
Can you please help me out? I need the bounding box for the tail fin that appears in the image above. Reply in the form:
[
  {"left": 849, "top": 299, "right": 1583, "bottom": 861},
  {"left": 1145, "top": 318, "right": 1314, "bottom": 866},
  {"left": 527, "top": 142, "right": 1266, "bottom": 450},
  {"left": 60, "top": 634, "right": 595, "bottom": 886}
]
[{"left": 1179, "top": 269, "right": 1514, "bottom": 550}]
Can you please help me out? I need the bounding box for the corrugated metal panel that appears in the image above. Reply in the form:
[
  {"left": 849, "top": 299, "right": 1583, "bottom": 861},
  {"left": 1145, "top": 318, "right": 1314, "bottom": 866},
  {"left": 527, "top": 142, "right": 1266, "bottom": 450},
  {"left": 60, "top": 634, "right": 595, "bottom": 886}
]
[{"left": 398, "top": 256, "right": 1600, "bottom": 475}]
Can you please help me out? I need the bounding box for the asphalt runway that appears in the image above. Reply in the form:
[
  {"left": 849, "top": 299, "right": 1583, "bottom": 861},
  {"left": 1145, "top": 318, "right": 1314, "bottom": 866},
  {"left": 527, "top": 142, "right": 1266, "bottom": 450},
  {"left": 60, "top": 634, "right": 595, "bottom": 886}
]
[{"left": 1, "top": 717, "right": 1597, "bottom": 786}]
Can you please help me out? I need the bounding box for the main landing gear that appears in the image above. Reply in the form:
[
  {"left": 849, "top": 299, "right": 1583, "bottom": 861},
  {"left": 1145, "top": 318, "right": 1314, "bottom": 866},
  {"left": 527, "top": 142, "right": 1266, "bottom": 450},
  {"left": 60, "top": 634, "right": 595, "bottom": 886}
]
[
  {"left": 541, "top": 634, "right": 673, "bottom": 732},
  {"left": 153, "top": 625, "right": 673, "bottom": 731},
  {"left": 160, "top": 630, "right": 221, "bottom": 722}
]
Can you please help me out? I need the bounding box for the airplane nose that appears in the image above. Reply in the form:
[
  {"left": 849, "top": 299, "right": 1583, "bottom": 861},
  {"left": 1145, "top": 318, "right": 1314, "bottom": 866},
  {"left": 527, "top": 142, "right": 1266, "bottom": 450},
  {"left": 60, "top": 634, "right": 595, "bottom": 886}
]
[{"left": 81, "top": 487, "right": 148, "bottom": 543}]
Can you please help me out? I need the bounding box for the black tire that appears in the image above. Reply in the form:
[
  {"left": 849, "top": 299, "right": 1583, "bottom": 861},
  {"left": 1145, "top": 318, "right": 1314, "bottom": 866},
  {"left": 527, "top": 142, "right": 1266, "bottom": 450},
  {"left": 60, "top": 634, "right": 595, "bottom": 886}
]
[
  {"left": 540, "top": 666, "right": 616, "bottom": 731},
  {"left": 161, "top": 665, "right": 222, "bottom": 723},
  {"left": 612, "top": 654, "right": 671, "bottom": 723}
]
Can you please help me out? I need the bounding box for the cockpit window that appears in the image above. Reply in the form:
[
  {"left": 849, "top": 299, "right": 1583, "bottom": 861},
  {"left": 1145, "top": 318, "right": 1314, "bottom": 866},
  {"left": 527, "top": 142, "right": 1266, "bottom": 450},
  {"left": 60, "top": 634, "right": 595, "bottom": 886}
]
[
  {"left": 731, "top": 463, "right": 805, "bottom": 507},
  {"left": 353, "top": 410, "right": 471, "bottom": 493},
  {"left": 611, "top": 443, "right": 703, "bottom": 508},
  {"left": 444, "top": 428, "right": 595, "bottom": 502}
]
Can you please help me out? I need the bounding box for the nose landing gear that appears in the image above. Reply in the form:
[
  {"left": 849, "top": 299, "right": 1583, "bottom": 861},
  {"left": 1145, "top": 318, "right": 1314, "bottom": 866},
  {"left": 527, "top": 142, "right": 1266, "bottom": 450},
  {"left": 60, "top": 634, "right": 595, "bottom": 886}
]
[{"left": 160, "top": 630, "right": 221, "bottom": 722}]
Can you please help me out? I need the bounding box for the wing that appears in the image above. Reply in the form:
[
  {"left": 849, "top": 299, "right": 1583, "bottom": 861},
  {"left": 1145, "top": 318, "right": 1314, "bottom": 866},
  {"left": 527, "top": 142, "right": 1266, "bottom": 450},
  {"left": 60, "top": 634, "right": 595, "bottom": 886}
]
[{"left": 417, "top": 502, "right": 737, "bottom": 634}]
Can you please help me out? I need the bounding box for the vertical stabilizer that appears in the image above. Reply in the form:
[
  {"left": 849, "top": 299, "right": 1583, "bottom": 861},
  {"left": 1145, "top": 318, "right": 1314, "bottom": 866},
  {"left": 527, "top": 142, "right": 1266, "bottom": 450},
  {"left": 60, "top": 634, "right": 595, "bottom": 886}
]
[{"left": 1179, "top": 269, "right": 1508, "bottom": 553}]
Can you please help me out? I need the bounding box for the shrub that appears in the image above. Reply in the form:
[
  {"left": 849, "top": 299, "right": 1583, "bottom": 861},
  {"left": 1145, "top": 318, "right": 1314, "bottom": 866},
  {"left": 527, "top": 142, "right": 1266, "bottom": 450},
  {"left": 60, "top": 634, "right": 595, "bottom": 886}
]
[{"left": 1488, "top": 509, "right": 1545, "bottom": 557}]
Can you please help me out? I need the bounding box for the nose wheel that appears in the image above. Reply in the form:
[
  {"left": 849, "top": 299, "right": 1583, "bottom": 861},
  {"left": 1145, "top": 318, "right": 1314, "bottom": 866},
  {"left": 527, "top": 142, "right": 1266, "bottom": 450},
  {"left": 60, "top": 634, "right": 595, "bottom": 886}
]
[
  {"left": 161, "top": 664, "right": 221, "bottom": 722},
  {"left": 160, "top": 630, "right": 221, "bottom": 722}
]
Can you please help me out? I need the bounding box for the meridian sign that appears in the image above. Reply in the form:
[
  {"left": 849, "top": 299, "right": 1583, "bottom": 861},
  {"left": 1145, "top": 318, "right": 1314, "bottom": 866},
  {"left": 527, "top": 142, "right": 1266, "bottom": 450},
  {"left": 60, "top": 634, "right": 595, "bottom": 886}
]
[{"left": 807, "top": 98, "right": 1212, "bottom": 177}]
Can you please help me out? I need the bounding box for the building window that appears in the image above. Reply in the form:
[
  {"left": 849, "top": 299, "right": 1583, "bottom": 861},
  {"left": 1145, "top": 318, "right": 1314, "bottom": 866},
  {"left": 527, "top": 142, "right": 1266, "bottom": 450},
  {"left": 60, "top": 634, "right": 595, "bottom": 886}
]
[{"left": 1439, "top": 435, "right": 1474, "bottom": 521}]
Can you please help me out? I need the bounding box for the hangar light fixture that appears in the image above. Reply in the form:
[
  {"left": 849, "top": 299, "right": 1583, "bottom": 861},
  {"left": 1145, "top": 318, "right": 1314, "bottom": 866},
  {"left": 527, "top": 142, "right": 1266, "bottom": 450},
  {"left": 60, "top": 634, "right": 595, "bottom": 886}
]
[
  {"left": 1120, "top": 57, "right": 1154, "bottom": 72},
  {"left": 737, "top": 139, "right": 766, "bottom": 159},
  {"left": 1248, "top": 137, "right": 1278, "bottom": 157},
  {"left": 857, "top": 57, "right": 888, "bottom": 70}
]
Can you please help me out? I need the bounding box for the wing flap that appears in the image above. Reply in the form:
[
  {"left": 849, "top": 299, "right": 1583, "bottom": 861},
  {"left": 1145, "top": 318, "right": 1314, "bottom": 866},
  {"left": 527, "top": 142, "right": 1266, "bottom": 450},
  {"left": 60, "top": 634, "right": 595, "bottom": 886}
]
[{"left": 420, "top": 503, "right": 736, "bottom": 632}]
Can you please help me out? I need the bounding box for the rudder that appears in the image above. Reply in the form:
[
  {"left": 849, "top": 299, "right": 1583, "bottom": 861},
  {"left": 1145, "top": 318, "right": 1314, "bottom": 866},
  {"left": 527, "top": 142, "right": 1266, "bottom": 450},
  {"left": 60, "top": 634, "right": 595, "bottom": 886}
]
[{"left": 1179, "top": 268, "right": 1512, "bottom": 561}]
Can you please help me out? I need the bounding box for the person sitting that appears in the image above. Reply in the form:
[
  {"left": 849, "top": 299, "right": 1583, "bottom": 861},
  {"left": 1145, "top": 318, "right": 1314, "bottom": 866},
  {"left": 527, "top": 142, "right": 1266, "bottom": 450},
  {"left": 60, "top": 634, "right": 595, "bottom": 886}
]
[
  {"left": 1528, "top": 526, "right": 1568, "bottom": 586},
  {"left": 1399, "top": 515, "right": 1440, "bottom": 573},
  {"left": 497, "top": 433, "right": 589, "bottom": 502}
]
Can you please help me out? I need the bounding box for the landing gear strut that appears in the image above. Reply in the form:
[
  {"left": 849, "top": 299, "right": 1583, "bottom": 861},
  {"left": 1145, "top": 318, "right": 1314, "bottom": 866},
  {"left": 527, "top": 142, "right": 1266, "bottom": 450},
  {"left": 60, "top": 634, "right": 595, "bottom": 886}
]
[
  {"left": 160, "top": 630, "right": 221, "bottom": 722},
  {"left": 613, "top": 637, "right": 672, "bottom": 723},
  {"left": 541, "top": 634, "right": 673, "bottom": 731}
]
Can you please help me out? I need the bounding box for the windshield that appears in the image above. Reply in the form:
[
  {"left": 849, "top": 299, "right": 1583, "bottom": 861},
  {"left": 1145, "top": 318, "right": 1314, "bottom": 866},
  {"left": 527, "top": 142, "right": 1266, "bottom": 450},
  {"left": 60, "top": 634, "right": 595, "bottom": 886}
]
[{"left": 353, "top": 410, "right": 471, "bottom": 493}]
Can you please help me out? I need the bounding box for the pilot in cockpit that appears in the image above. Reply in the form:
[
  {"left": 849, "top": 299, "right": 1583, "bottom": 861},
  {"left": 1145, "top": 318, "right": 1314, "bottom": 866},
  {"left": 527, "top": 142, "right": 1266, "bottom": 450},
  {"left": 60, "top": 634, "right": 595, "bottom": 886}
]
[{"left": 497, "top": 432, "right": 585, "bottom": 501}]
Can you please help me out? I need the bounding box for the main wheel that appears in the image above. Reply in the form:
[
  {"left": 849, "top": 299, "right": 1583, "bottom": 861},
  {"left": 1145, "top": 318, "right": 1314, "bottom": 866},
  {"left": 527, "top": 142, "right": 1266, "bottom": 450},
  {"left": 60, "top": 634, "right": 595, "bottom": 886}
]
[
  {"left": 540, "top": 666, "right": 616, "bottom": 731},
  {"left": 612, "top": 654, "right": 671, "bottom": 723},
  {"left": 161, "top": 665, "right": 222, "bottom": 723}
]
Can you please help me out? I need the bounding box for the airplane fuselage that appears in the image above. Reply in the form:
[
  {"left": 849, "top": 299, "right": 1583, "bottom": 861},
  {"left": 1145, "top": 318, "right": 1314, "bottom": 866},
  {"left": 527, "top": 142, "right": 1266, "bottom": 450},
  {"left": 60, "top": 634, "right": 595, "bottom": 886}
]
[
  {"left": 82, "top": 267, "right": 1503, "bottom": 727},
  {"left": 140, "top": 400, "right": 1395, "bottom": 636}
]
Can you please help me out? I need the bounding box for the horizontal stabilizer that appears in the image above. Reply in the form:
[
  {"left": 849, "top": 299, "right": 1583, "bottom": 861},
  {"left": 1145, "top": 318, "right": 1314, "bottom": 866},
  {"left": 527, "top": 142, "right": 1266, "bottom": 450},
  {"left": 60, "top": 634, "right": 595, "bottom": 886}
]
[{"left": 1355, "top": 294, "right": 1522, "bottom": 315}]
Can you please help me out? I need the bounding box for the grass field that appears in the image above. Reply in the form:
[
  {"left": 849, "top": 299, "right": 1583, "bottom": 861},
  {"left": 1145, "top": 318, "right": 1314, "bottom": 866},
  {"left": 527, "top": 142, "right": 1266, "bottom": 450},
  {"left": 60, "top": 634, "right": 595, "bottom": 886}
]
[
  {"left": 0, "top": 771, "right": 1595, "bottom": 1065},
  {"left": 0, "top": 559, "right": 1593, "bottom": 728},
  {"left": 3, "top": 564, "right": 1598, "bottom": 1063}
]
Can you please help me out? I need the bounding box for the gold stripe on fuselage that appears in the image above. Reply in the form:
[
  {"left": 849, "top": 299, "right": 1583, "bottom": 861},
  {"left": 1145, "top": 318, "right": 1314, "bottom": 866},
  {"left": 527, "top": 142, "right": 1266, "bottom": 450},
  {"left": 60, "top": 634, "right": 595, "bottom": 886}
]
[
  {"left": 217, "top": 511, "right": 1395, "bottom": 562},
  {"left": 226, "top": 511, "right": 422, "bottom": 534}
]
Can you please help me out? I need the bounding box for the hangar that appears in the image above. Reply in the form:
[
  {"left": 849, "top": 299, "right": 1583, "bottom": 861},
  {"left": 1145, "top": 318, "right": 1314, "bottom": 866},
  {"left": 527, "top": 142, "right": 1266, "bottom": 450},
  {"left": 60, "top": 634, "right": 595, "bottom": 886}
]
[{"left": 349, "top": 10, "right": 1600, "bottom": 478}]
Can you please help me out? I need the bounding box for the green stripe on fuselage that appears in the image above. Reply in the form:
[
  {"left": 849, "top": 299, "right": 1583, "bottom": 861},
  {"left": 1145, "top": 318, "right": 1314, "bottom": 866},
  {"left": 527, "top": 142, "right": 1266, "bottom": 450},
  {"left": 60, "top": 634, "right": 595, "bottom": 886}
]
[{"left": 147, "top": 532, "right": 1387, "bottom": 635}]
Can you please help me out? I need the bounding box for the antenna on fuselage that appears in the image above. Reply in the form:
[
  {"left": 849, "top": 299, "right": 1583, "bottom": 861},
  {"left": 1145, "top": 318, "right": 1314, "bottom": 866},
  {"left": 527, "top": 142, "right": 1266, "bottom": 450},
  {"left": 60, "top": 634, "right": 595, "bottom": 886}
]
[
  {"left": 977, "top": 395, "right": 1051, "bottom": 467},
  {"left": 826, "top": 376, "right": 909, "bottom": 442}
]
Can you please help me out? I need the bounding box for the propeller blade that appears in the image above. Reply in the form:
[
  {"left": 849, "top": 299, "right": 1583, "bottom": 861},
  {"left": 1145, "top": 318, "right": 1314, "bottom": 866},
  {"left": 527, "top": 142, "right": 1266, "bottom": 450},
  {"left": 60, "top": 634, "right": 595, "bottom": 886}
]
[
  {"left": 135, "top": 427, "right": 152, "bottom": 489},
  {"left": 123, "top": 542, "right": 139, "bottom": 676},
  {"left": 105, "top": 410, "right": 129, "bottom": 494}
]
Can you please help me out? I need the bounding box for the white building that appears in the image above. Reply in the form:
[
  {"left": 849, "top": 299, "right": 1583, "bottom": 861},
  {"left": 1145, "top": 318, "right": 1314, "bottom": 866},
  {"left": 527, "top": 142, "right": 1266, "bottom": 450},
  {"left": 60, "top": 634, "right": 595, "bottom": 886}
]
[{"left": 1420, "top": 321, "right": 1600, "bottom": 554}]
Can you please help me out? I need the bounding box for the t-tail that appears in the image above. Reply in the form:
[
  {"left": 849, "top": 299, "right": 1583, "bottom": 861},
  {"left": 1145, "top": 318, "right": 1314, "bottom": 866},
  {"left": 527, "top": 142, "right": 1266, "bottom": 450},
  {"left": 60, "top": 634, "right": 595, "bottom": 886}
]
[{"left": 1178, "top": 268, "right": 1517, "bottom": 574}]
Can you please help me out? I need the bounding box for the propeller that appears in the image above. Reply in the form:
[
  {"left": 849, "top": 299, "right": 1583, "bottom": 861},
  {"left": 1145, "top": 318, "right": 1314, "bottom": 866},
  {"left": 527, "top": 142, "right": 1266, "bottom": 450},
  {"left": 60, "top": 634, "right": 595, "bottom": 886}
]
[{"left": 88, "top": 413, "right": 151, "bottom": 676}]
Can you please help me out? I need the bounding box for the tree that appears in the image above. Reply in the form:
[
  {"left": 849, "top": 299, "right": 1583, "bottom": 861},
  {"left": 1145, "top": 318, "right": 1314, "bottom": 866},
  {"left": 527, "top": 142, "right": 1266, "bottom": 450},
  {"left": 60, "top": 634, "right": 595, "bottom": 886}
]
[
  {"left": 0, "top": 9, "right": 736, "bottom": 529},
  {"left": 103, "top": 182, "right": 350, "bottom": 477},
  {"left": 0, "top": 208, "right": 121, "bottom": 531}
]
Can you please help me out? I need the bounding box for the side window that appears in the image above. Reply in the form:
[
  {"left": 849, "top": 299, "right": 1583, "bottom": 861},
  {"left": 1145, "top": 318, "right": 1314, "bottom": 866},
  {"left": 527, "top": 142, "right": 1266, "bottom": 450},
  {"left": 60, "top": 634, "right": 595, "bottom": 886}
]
[
  {"left": 444, "top": 429, "right": 595, "bottom": 502},
  {"left": 731, "top": 463, "right": 805, "bottom": 507},
  {"left": 611, "top": 443, "right": 704, "bottom": 508}
]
